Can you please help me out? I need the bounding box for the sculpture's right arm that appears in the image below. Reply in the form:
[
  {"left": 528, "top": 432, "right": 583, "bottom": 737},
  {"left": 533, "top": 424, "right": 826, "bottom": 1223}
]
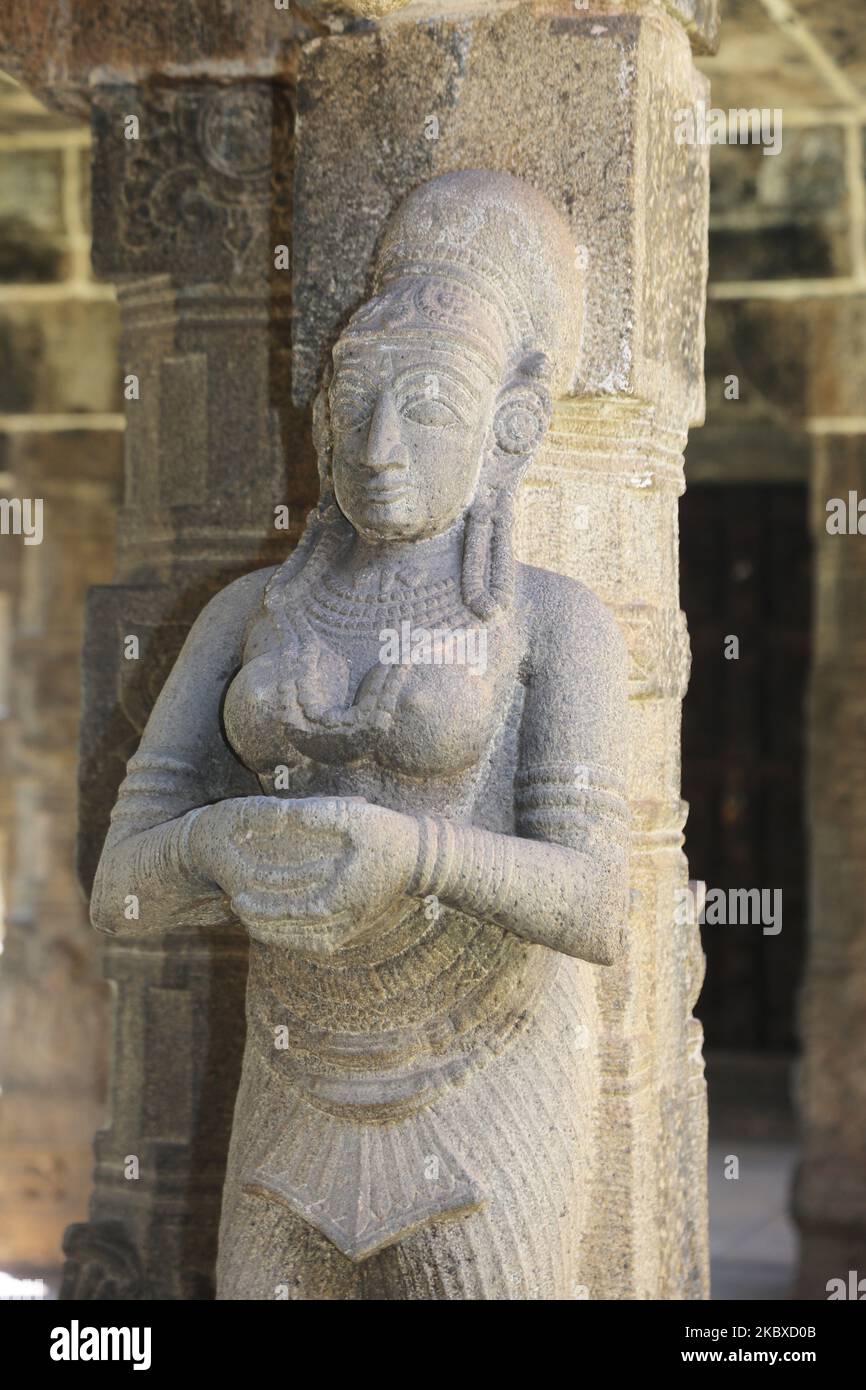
[{"left": 90, "top": 569, "right": 273, "bottom": 937}]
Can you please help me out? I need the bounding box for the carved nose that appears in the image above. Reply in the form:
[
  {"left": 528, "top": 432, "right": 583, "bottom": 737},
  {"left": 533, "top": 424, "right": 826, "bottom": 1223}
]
[{"left": 364, "top": 390, "right": 408, "bottom": 473}]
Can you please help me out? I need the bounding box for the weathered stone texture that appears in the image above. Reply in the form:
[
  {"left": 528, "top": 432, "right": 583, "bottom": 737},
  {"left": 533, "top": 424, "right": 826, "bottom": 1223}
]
[
  {"left": 91, "top": 83, "right": 294, "bottom": 284},
  {"left": 294, "top": 6, "right": 706, "bottom": 427},
  {"left": 61, "top": 65, "right": 316, "bottom": 1297},
  {"left": 88, "top": 170, "right": 640, "bottom": 1298},
  {"left": 0, "top": 2, "right": 311, "bottom": 110}
]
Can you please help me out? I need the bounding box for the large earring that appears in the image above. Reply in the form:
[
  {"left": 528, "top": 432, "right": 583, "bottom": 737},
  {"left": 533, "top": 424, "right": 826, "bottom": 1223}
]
[
  {"left": 461, "top": 359, "right": 552, "bottom": 620},
  {"left": 492, "top": 347, "right": 553, "bottom": 456},
  {"left": 462, "top": 486, "right": 516, "bottom": 621},
  {"left": 492, "top": 383, "right": 550, "bottom": 457}
]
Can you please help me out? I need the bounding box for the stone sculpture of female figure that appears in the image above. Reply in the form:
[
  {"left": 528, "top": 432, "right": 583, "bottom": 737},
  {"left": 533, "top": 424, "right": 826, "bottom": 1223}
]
[{"left": 91, "top": 170, "right": 630, "bottom": 1300}]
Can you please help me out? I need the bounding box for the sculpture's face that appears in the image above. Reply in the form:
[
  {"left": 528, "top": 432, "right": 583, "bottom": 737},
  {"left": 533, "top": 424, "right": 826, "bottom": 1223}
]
[{"left": 328, "top": 335, "right": 498, "bottom": 542}]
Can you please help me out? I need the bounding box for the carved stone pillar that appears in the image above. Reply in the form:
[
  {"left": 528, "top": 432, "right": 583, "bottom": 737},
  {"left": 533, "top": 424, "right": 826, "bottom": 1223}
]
[
  {"left": 291, "top": 0, "right": 715, "bottom": 1297},
  {"left": 59, "top": 74, "right": 316, "bottom": 1298}
]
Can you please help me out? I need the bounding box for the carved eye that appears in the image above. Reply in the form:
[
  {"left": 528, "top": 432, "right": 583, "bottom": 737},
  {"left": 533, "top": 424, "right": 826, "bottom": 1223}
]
[
  {"left": 401, "top": 398, "right": 460, "bottom": 428},
  {"left": 330, "top": 395, "right": 373, "bottom": 433}
]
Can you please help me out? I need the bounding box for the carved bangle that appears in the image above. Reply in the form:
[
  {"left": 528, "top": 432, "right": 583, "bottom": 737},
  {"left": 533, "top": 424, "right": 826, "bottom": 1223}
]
[
  {"left": 408, "top": 815, "right": 454, "bottom": 900},
  {"left": 175, "top": 806, "right": 209, "bottom": 885},
  {"left": 408, "top": 817, "right": 513, "bottom": 923}
]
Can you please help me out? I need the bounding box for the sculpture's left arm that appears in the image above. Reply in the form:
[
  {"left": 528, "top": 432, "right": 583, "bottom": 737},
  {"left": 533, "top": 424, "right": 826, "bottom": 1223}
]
[{"left": 408, "top": 576, "right": 630, "bottom": 964}]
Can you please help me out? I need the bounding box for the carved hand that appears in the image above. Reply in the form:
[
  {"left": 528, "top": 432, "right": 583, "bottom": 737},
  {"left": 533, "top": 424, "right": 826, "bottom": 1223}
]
[{"left": 186, "top": 795, "right": 419, "bottom": 953}]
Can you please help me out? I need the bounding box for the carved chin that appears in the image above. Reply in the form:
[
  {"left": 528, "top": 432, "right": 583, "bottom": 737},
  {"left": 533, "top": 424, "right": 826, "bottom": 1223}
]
[
  {"left": 339, "top": 489, "right": 469, "bottom": 543},
  {"left": 339, "top": 495, "right": 421, "bottom": 540},
  {"left": 354, "top": 500, "right": 412, "bottom": 534}
]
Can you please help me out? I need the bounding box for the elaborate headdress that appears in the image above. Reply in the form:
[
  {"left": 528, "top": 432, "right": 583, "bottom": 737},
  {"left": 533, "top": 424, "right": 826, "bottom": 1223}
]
[
  {"left": 272, "top": 171, "right": 583, "bottom": 619},
  {"left": 355, "top": 169, "right": 582, "bottom": 396}
]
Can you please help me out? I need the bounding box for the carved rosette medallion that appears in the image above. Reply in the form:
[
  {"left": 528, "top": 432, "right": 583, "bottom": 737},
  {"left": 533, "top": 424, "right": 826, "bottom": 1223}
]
[{"left": 91, "top": 82, "right": 292, "bottom": 279}]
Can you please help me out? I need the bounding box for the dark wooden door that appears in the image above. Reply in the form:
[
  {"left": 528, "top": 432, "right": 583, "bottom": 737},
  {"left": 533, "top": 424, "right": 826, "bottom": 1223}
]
[{"left": 680, "top": 484, "right": 811, "bottom": 1051}]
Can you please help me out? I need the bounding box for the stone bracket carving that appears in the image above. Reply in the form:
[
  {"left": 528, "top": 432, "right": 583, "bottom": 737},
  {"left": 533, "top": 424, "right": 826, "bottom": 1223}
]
[
  {"left": 60, "top": 1220, "right": 144, "bottom": 1302},
  {"left": 91, "top": 81, "right": 293, "bottom": 282}
]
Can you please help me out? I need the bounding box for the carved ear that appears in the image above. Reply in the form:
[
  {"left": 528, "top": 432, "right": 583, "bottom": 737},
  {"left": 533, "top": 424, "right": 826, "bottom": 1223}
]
[{"left": 492, "top": 353, "right": 553, "bottom": 457}]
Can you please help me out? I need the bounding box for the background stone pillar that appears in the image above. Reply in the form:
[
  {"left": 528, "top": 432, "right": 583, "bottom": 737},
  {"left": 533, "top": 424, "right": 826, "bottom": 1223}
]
[
  {"left": 0, "top": 72, "right": 121, "bottom": 1278},
  {"left": 794, "top": 301, "right": 866, "bottom": 1297},
  {"left": 292, "top": 0, "right": 715, "bottom": 1297},
  {"left": 713, "top": 291, "right": 866, "bottom": 1295},
  {"left": 59, "top": 73, "right": 321, "bottom": 1299}
]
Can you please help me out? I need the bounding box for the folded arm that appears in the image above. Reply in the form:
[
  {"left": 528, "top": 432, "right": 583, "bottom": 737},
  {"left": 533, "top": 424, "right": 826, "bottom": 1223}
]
[{"left": 90, "top": 569, "right": 273, "bottom": 936}]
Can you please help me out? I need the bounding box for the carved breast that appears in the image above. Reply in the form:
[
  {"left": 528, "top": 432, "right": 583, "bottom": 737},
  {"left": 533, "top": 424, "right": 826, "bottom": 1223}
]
[{"left": 223, "top": 618, "right": 516, "bottom": 782}]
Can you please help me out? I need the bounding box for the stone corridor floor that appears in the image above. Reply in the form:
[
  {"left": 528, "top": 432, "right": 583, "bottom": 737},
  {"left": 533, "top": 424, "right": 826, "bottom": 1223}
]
[{"left": 709, "top": 1138, "right": 799, "bottom": 1300}]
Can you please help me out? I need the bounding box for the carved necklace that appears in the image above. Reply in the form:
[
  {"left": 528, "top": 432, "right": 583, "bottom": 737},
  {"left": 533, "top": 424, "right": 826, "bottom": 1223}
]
[
  {"left": 306, "top": 578, "right": 469, "bottom": 637},
  {"left": 261, "top": 510, "right": 500, "bottom": 734}
]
